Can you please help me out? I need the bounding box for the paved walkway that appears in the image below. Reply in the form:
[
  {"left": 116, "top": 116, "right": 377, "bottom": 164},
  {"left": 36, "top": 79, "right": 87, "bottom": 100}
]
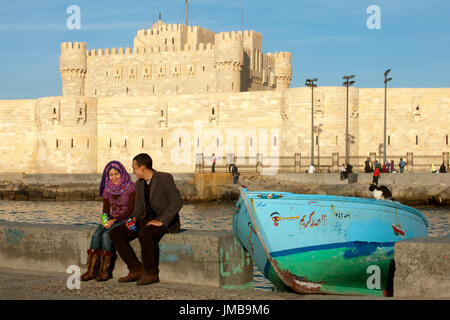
[{"left": 0, "top": 268, "right": 390, "bottom": 300}]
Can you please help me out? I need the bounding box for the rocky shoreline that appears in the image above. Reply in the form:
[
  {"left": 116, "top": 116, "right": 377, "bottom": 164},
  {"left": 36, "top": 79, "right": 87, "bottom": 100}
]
[{"left": 0, "top": 172, "right": 449, "bottom": 206}]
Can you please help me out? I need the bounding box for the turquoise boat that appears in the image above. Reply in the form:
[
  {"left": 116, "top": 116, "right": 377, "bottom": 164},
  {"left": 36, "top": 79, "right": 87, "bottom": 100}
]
[{"left": 232, "top": 186, "right": 429, "bottom": 296}]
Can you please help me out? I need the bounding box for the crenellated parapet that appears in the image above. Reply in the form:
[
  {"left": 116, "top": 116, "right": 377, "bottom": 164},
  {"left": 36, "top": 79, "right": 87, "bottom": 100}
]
[
  {"left": 214, "top": 31, "right": 244, "bottom": 69},
  {"left": 86, "top": 42, "right": 214, "bottom": 57}
]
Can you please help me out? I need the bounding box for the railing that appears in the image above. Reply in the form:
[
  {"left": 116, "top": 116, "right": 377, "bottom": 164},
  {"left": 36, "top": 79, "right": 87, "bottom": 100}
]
[{"left": 194, "top": 152, "right": 450, "bottom": 173}]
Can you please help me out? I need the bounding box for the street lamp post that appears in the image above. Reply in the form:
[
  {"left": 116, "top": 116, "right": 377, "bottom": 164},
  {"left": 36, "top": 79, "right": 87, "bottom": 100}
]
[
  {"left": 384, "top": 69, "right": 392, "bottom": 165},
  {"left": 342, "top": 75, "right": 355, "bottom": 165},
  {"left": 305, "top": 78, "right": 318, "bottom": 166}
]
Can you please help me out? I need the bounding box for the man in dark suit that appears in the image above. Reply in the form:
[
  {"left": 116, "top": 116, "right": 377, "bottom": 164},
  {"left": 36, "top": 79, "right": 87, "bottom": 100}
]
[{"left": 109, "top": 153, "right": 183, "bottom": 286}]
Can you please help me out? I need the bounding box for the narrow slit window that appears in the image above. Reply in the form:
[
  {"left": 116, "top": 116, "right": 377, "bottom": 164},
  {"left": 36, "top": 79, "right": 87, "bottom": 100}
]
[
  {"left": 388, "top": 136, "right": 391, "bottom": 145},
  {"left": 142, "top": 138, "right": 144, "bottom": 148},
  {"left": 416, "top": 135, "right": 419, "bottom": 145},
  {"left": 56, "top": 139, "right": 59, "bottom": 149},
  {"left": 446, "top": 135, "right": 448, "bottom": 145},
  {"left": 109, "top": 139, "right": 112, "bottom": 148},
  {"left": 161, "top": 138, "right": 164, "bottom": 148},
  {"left": 71, "top": 138, "right": 74, "bottom": 148}
]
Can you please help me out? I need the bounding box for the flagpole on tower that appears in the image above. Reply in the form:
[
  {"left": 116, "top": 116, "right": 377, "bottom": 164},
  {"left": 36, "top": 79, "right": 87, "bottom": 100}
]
[{"left": 241, "top": 0, "right": 244, "bottom": 33}]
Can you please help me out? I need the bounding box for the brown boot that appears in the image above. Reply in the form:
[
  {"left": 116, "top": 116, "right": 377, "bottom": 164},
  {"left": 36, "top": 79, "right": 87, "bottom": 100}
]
[
  {"left": 137, "top": 274, "right": 159, "bottom": 286},
  {"left": 80, "top": 249, "right": 100, "bottom": 281},
  {"left": 95, "top": 250, "right": 114, "bottom": 282},
  {"left": 118, "top": 265, "right": 144, "bottom": 283}
]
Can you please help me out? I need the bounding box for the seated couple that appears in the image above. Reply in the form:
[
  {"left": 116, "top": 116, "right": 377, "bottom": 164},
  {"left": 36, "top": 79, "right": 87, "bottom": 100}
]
[{"left": 80, "top": 153, "right": 183, "bottom": 286}]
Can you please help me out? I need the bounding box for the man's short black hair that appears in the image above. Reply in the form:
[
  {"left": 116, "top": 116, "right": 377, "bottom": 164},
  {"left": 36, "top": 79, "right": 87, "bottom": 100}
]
[{"left": 133, "top": 153, "right": 153, "bottom": 170}]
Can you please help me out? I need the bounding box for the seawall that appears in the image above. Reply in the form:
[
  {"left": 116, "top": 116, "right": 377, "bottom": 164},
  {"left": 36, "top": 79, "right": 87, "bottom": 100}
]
[
  {"left": 0, "top": 222, "right": 253, "bottom": 290},
  {"left": 1, "top": 172, "right": 450, "bottom": 206},
  {"left": 0, "top": 222, "right": 448, "bottom": 298}
]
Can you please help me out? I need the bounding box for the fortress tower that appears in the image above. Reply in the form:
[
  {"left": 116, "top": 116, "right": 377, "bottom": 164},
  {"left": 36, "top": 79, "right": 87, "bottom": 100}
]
[
  {"left": 274, "top": 52, "right": 292, "bottom": 90},
  {"left": 214, "top": 31, "right": 244, "bottom": 92},
  {"left": 60, "top": 42, "right": 87, "bottom": 96},
  {"left": 59, "top": 22, "right": 289, "bottom": 96}
]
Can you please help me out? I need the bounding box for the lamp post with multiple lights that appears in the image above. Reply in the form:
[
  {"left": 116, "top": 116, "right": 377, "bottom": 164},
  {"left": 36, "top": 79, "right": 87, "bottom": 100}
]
[
  {"left": 342, "top": 75, "right": 356, "bottom": 165},
  {"left": 305, "top": 78, "right": 318, "bottom": 166}
]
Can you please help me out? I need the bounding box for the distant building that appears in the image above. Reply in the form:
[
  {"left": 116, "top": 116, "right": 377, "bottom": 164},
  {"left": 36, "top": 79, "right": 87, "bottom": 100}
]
[{"left": 0, "top": 21, "right": 449, "bottom": 174}]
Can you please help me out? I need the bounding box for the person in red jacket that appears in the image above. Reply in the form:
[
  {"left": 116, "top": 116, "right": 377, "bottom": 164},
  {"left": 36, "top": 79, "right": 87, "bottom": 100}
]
[{"left": 373, "top": 166, "right": 381, "bottom": 185}]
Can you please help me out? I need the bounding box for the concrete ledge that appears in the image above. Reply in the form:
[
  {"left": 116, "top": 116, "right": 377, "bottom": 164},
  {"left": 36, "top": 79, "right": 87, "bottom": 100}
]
[
  {"left": 394, "top": 236, "right": 450, "bottom": 298},
  {"left": 0, "top": 222, "right": 253, "bottom": 290}
]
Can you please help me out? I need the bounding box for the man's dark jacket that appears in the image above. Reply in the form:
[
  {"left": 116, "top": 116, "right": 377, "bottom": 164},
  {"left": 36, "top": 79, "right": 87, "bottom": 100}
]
[{"left": 132, "top": 171, "right": 183, "bottom": 233}]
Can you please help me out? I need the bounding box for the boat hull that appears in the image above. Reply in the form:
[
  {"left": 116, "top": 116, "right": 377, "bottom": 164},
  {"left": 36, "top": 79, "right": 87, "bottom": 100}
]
[{"left": 232, "top": 188, "right": 429, "bottom": 296}]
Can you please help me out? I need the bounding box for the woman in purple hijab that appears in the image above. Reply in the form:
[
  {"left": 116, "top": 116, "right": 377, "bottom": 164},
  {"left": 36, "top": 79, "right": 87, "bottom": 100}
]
[{"left": 81, "top": 160, "right": 136, "bottom": 282}]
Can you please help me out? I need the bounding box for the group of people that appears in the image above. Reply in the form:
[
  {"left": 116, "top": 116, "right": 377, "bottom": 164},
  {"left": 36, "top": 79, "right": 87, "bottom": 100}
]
[
  {"left": 339, "top": 163, "right": 353, "bottom": 180},
  {"left": 430, "top": 163, "right": 447, "bottom": 173},
  {"left": 80, "top": 153, "right": 183, "bottom": 286},
  {"left": 364, "top": 158, "right": 407, "bottom": 174},
  {"left": 211, "top": 153, "right": 240, "bottom": 184}
]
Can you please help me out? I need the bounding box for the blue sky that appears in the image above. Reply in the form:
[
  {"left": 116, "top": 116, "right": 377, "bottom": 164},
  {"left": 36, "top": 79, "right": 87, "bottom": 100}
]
[{"left": 0, "top": 0, "right": 449, "bottom": 99}]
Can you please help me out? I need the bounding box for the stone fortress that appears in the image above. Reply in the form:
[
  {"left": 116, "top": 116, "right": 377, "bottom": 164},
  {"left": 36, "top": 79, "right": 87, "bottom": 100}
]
[{"left": 0, "top": 20, "right": 449, "bottom": 174}]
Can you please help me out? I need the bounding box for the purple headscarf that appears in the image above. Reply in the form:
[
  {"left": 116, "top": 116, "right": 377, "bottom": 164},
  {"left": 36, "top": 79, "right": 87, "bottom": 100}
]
[{"left": 99, "top": 160, "right": 132, "bottom": 196}]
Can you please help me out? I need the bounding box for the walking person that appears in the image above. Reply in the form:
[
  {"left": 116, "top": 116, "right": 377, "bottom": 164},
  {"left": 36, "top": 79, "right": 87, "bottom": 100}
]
[
  {"left": 211, "top": 153, "right": 217, "bottom": 173},
  {"left": 399, "top": 158, "right": 406, "bottom": 173},
  {"left": 390, "top": 160, "right": 396, "bottom": 173},
  {"left": 231, "top": 164, "right": 240, "bottom": 184},
  {"left": 109, "top": 153, "right": 183, "bottom": 286},
  {"left": 373, "top": 166, "right": 381, "bottom": 186},
  {"left": 364, "top": 158, "right": 371, "bottom": 173},
  {"left": 227, "top": 154, "right": 235, "bottom": 173},
  {"left": 340, "top": 163, "right": 347, "bottom": 180},
  {"left": 81, "top": 161, "right": 136, "bottom": 282}
]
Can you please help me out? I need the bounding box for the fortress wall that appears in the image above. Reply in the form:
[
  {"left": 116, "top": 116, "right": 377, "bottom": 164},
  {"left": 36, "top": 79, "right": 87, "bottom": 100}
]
[
  {"left": 85, "top": 46, "right": 216, "bottom": 97},
  {"left": 0, "top": 99, "right": 37, "bottom": 173},
  {"left": 1, "top": 88, "right": 449, "bottom": 175},
  {"left": 359, "top": 88, "right": 450, "bottom": 162},
  {"left": 280, "top": 87, "right": 360, "bottom": 165},
  {"left": 95, "top": 91, "right": 283, "bottom": 173},
  {"left": 33, "top": 96, "right": 97, "bottom": 173}
]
